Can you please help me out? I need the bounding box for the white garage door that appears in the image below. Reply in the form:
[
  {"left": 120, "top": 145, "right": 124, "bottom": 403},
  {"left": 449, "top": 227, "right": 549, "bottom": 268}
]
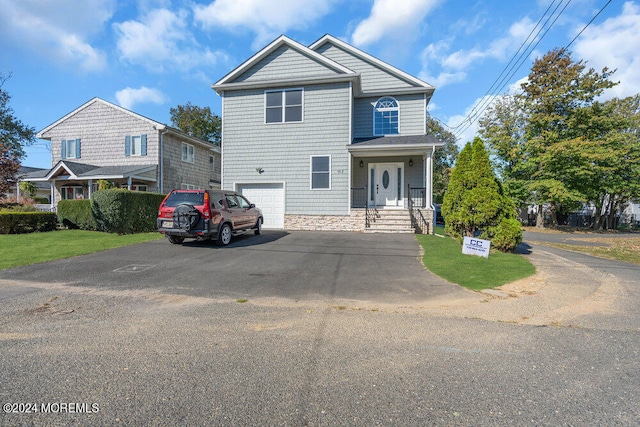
[{"left": 237, "top": 183, "right": 285, "bottom": 229}]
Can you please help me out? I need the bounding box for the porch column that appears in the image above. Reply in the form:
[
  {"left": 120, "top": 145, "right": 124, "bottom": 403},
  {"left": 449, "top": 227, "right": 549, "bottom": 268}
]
[
  {"left": 425, "top": 148, "right": 433, "bottom": 208},
  {"left": 127, "top": 176, "right": 132, "bottom": 190},
  {"left": 87, "top": 179, "right": 92, "bottom": 199}
]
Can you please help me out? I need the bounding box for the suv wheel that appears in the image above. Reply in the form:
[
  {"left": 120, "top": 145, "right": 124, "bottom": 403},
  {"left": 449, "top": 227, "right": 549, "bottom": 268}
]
[
  {"left": 216, "top": 223, "right": 232, "bottom": 246},
  {"left": 168, "top": 235, "right": 184, "bottom": 245},
  {"left": 254, "top": 218, "right": 262, "bottom": 235},
  {"left": 174, "top": 203, "right": 201, "bottom": 231}
]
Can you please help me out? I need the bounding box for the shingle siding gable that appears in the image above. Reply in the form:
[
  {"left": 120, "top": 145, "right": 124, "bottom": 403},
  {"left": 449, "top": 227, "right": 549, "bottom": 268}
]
[
  {"left": 315, "top": 43, "right": 414, "bottom": 92},
  {"left": 43, "top": 101, "right": 160, "bottom": 168},
  {"left": 233, "top": 45, "right": 344, "bottom": 83}
]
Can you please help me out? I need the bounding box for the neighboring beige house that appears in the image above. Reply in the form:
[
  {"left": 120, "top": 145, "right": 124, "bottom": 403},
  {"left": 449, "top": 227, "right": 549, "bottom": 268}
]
[{"left": 23, "top": 97, "right": 220, "bottom": 208}]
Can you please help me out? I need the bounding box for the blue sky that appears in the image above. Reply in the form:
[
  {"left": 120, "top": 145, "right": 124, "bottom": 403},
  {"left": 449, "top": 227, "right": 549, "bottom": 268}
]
[{"left": 1, "top": 0, "right": 638, "bottom": 169}]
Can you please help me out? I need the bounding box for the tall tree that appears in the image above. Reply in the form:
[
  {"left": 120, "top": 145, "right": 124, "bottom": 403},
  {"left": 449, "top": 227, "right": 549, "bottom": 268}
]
[
  {"left": 480, "top": 48, "right": 621, "bottom": 228},
  {"left": 0, "top": 73, "right": 36, "bottom": 198},
  {"left": 169, "top": 102, "right": 221, "bottom": 146},
  {"left": 426, "top": 113, "right": 459, "bottom": 204}
]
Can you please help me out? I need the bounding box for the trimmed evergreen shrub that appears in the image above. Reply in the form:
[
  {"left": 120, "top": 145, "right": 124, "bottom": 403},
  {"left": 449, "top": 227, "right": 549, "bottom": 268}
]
[
  {"left": 0, "top": 212, "right": 57, "bottom": 234},
  {"left": 442, "top": 137, "right": 522, "bottom": 252},
  {"left": 92, "top": 189, "right": 166, "bottom": 234},
  {"left": 57, "top": 199, "right": 96, "bottom": 230}
]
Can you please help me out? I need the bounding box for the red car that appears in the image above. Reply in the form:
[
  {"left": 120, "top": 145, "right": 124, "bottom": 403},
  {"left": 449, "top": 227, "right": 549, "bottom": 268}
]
[{"left": 157, "top": 189, "right": 263, "bottom": 245}]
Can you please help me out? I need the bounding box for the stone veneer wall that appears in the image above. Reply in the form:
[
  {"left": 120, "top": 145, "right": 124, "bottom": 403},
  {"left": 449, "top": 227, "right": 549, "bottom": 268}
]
[
  {"left": 285, "top": 210, "right": 367, "bottom": 231},
  {"left": 414, "top": 208, "right": 435, "bottom": 234}
]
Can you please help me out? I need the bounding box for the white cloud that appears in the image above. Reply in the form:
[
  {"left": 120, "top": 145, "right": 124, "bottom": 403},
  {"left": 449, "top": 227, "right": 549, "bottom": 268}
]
[
  {"left": 351, "top": 0, "right": 441, "bottom": 47},
  {"left": 193, "top": 0, "right": 338, "bottom": 50},
  {"left": 115, "top": 86, "right": 167, "bottom": 110},
  {"left": 114, "top": 8, "right": 227, "bottom": 72},
  {"left": 0, "top": 0, "right": 113, "bottom": 72},
  {"left": 572, "top": 1, "right": 640, "bottom": 99}
]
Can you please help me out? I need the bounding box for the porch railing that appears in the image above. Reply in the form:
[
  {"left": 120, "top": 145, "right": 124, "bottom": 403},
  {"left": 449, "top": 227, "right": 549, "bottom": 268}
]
[
  {"left": 351, "top": 186, "right": 376, "bottom": 229},
  {"left": 408, "top": 185, "right": 429, "bottom": 234}
]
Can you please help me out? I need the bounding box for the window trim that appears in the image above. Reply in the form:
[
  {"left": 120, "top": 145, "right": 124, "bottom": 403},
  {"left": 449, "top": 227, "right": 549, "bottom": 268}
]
[
  {"left": 265, "top": 88, "right": 304, "bottom": 124},
  {"left": 310, "top": 155, "right": 331, "bottom": 190},
  {"left": 61, "top": 138, "right": 81, "bottom": 159},
  {"left": 373, "top": 96, "right": 399, "bottom": 136},
  {"left": 181, "top": 142, "right": 195, "bottom": 164}
]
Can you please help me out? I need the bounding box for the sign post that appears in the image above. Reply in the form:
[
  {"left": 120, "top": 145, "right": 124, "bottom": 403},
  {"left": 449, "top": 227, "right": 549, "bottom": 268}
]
[{"left": 462, "top": 236, "right": 491, "bottom": 258}]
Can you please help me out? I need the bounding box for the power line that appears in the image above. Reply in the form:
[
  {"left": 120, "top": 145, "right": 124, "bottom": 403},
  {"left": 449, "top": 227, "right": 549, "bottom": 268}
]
[
  {"left": 452, "top": 0, "right": 573, "bottom": 140},
  {"left": 440, "top": 0, "right": 613, "bottom": 142}
]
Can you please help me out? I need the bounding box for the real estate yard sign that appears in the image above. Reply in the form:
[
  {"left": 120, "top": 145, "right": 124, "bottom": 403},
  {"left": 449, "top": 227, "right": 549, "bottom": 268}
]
[{"left": 462, "top": 236, "right": 491, "bottom": 258}]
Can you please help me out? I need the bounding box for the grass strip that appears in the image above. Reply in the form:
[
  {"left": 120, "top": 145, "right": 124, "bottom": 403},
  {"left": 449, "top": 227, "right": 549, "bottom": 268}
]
[
  {"left": 0, "top": 230, "right": 163, "bottom": 270},
  {"left": 539, "top": 238, "right": 640, "bottom": 266},
  {"left": 416, "top": 230, "right": 536, "bottom": 291}
]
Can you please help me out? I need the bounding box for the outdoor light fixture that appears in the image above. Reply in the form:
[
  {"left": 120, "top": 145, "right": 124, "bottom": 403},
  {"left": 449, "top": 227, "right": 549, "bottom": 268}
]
[
  {"left": 409, "top": 158, "right": 413, "bottom": 167},
  {"left": 256, "top": 167, "right": 264, "bottom": 174},
  {"left": 360, "top": 160, "right": 364, "bottom": 168}
]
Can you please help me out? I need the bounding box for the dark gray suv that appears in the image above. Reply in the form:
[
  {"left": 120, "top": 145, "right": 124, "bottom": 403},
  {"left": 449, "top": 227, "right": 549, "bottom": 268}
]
[{"left": 157, "top": 189, "right": 263, "bottom": 245}]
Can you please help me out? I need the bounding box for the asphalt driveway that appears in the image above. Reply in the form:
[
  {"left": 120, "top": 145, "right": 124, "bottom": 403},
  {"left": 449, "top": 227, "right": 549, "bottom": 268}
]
[{"left": 0, "top": 231, "right": 464, "bottom": 304}]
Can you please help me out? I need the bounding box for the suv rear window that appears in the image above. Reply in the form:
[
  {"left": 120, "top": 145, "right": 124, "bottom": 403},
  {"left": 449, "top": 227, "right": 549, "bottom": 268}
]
[{"left": 163, "top": 191, "right": 204, "bottom": 207}]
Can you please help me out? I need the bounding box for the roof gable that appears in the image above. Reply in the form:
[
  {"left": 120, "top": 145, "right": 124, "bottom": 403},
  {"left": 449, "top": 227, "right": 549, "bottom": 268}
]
[
  {"left": 310, "top": 34, "right": 435, "bottom": 94},
  {"left": 213, "top": 35, "right": 356, "bottom": 91},
  {"left": 37, "top": 97, "right": 162, "bottom": 138}
]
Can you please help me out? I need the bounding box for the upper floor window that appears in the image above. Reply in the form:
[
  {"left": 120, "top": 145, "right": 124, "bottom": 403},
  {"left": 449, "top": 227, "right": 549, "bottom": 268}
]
[
  {"left": 374, "top": 97, "right": 399, "bottom": 135},
  {"left": 61, "top": 138, "right": 81, "bottom": 159},
  {"left": 125, "top": 134, "right": 147, "bottom": 156},
  {"left": 210, "top": 155, "right": 215, "bottom": 171},
  {"left": 182, "top": 143, "right": 195, "bottom": 163},
  {"left": 265, "top": 89, "right": 303, "bottom": 123}
]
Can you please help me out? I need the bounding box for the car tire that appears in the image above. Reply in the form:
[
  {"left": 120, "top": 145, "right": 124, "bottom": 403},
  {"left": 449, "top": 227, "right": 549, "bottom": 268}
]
[
  {"left": 216, "top": 223, "right": 232, "bottom": 246},
  {"left": 167, "top": 235, "right": 184, "bottom": 244},
  {"left": 173, "top": 204, "right": 200, "bottom": 231},
  {"left": 254, "top": 218, "right": 262, "bottom": 235}
]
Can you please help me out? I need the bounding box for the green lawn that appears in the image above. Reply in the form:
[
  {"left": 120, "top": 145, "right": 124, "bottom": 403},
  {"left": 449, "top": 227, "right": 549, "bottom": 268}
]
[
  {"left": 416, "top": 228, "right": 536, "bottom": 290},
  {"left": 0, "top": 230, "right": 163, "bottom": 270}
]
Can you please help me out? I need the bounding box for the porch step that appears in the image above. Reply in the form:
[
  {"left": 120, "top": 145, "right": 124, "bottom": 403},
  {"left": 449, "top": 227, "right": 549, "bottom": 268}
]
[{"left": 365, "top": 209, "right": 414, "bottom": 233}]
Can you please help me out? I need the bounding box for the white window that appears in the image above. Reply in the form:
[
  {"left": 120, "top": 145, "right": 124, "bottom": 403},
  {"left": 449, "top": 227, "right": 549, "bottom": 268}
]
[
  {"left": 311, "top": 156, "right": 331, "bottom": 190},
  {"left": 182, "top": 143, "right": 195, "bottom": 163},
  {"left": 181, "top": 183, "right": 197, "bottom": 190},
  {"left": 61, "top": 186, "right": 84, "bottom": 200},
  {"left": 210, "top": 155, "right": 215, "bottom": 171},
  {"left": 373, "top": 97, "right": 399, "bottom": 135},
  {"left": 131, "top": 136, "right": 142, "bottom": 156},
  {"left": 62, "top": 138, "right": 81, "bottom": 159},
  {"left": 265, "top": 89, "right": 303, "bottom": 123},
  {"left": 125, "top": 134, "right": 147, "bottom": 156}
]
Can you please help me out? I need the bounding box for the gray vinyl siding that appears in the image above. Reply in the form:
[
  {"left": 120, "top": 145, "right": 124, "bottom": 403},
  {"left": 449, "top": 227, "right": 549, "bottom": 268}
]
[
  {"left": 234, "top": 45, "right": 342, "bottom": 83},
  {"left": 353, "top": 94, "right": 426, "bottom": 138},
  {"left": 43, "top": 101, "right": 159, "bottom": 167},
  {"left": 315, "top": 43, "right": 414, "bottom": 92},
  {"left": 222, "top": 82, "right": 351, "bottom": 215}
]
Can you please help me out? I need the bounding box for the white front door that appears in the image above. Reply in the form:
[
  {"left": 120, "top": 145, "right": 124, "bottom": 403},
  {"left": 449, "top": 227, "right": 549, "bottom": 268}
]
[{"left": 371, "top": 163, "right": 403, "bottom": 207}]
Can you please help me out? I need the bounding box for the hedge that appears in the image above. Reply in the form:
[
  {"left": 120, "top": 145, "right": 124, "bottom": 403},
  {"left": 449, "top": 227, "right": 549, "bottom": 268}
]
[
  {"left": 0, "top": 212, "right": 58, "bottom": 234},
  {"left": 57, "top": 199, "right": 96, "bottom": 230},
  {"left": 91, "top": 189, "right": 166, "bottom": 234}
]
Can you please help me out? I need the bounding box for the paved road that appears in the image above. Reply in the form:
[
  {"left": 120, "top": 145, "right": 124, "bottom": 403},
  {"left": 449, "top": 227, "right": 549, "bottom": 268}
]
[{"left": 0, "top": 231, "right": 638, "bottom": 426}]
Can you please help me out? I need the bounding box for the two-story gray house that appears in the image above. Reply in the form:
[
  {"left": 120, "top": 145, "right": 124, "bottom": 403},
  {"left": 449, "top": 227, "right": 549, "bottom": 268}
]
[
  {"left": 213, "top": 34, "right": 443, "bottom": 232},
  {"left": 26, "top": 97, "right": 221, "bottom": 207}
]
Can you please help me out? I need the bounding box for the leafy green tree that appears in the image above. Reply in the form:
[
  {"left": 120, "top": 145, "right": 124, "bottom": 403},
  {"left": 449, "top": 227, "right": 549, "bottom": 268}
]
[
  {"left": 0, "top": 73, "right": 36, "bottom": 198},
  {"left": 442, "top": 137, "right": 521, "bottom": 250},
  {"left": 426, "top": 114, "right": 459, "bottom": 204},
  {"left": 169, "top": 102, "right": 221, "bottom": 146},
  {"left": 480, "top": 48, "right": 624, "bottom": 228},
  {"left": 18, "top": 180, "right": 37, "bottom": 197}
]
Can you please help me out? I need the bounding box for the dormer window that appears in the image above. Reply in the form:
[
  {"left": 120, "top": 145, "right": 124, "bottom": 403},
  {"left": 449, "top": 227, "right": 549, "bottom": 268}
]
[{"left": 374, "top": 97, "right": 399, "bottom": 135}]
